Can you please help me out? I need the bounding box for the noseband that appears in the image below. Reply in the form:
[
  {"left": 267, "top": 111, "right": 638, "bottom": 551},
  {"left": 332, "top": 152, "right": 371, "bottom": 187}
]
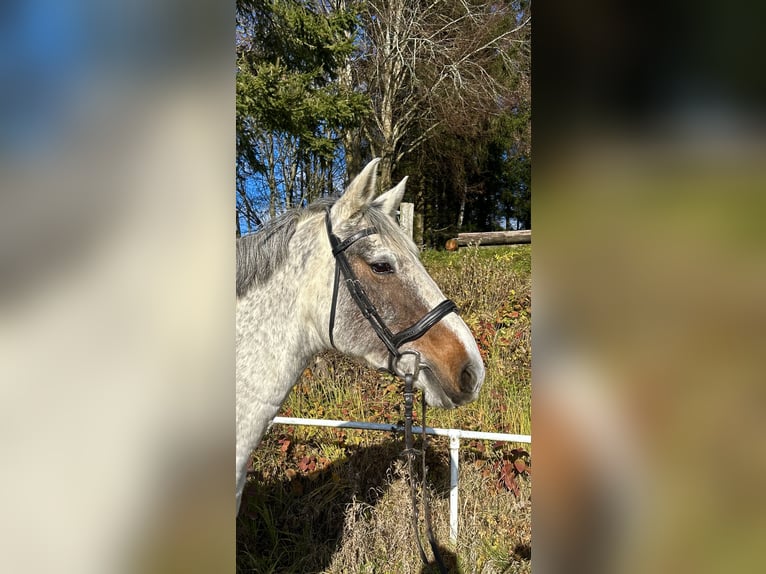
[{"left": 324, "top": 207, "right": 458, "bottom": 373}]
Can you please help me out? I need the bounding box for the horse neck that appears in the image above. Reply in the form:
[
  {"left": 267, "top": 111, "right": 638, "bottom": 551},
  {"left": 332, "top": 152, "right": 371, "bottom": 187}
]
[
  {"left": 236, "top": 221, "right": 333, "bottom": 507},
  {"left": 236, "top": 270, "right": 324, "bottom": 404},
  {"left": 236, "top": 229, "right": 331, "bottom": 447}
]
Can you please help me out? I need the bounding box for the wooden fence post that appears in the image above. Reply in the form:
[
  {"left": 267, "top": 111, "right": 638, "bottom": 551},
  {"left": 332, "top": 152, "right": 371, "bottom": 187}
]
[{"left": 399, "top": 202, "right": 414, "bottom": 239}]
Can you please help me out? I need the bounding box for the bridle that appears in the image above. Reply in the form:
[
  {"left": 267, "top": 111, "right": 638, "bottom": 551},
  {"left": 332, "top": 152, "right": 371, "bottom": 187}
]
[
  {"left": 324, "top": 207, "right": 458, "bottom": 374},
  {"left": 324, "top": 207, "right": 454, "bottom": 572}
]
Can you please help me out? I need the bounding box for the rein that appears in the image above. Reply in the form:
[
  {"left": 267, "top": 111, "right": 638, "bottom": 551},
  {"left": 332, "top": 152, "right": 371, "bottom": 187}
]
[
  {"left": 324, "top": 208, "right": 454, "bottom": 572},
  {"left": 403, "top": 368, "right": 448, "bottom": 573}
]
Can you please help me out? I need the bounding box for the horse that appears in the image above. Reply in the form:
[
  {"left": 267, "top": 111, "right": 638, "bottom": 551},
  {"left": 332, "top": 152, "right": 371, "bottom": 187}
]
[{"left": 235, "top": 158, "right": 485, "bottom": 510}]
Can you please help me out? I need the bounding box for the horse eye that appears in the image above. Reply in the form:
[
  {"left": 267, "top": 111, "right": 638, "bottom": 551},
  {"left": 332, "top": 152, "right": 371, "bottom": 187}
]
[{"left": 370, "top": 262, "right": 394, "bottom": 274}]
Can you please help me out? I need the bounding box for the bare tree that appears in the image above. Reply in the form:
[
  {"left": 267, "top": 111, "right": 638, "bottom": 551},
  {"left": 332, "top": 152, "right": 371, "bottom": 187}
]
[{"left": 352, "top": 0, "right": 530, "bottom": 189}]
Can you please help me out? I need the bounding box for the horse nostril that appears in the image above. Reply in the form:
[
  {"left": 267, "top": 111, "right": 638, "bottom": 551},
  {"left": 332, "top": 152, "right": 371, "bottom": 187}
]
[{"left": 461, "top": 366, "right": 477, "bottom": 393}]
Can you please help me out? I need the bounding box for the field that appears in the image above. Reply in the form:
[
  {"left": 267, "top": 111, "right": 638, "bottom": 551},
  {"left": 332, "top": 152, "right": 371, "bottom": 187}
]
[{"left": 237, "top": 245, "right": 532, "bottom": 573}]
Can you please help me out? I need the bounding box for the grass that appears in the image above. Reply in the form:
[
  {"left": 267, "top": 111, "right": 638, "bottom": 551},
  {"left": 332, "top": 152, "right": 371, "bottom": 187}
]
[{"left": 237, "top": 245, "right": 531, "bottom": 573}]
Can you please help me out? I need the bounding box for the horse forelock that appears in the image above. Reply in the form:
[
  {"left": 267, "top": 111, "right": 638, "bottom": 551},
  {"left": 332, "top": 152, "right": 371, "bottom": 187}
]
[{"left": 360, "top": 204, "right": 419, "bottom": 258}]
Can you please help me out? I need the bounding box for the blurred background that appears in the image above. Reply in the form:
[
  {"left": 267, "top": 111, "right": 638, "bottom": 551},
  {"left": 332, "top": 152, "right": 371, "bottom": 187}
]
[
  {"left": 1, "top": 0, "right": 765, "bottom": 572},
  {"left": 533, "top": 1, "right": 766, "bottom": 572},
  {"left": 0, "top": 1, "right": 235, "bottom": 573}
]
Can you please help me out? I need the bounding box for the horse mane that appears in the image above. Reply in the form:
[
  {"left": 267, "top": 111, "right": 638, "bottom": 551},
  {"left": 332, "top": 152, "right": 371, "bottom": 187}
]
[
  {"left": 236, "top": 197, "right": 416, "bottom": 298},
  {"left": 237, "top": 200, "right": 332, "bottom": 298}
]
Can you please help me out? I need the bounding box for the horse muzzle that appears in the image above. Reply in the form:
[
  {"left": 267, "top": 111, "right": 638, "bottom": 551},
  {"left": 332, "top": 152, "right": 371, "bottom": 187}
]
[{"left": 414, "top": 354, "right": 485, "bottom": 409}]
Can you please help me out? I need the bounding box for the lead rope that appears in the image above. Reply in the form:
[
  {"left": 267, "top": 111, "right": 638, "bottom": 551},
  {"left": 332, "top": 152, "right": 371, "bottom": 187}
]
[{"left": 404, "top": 373, "right": 448, "bottom": 574}]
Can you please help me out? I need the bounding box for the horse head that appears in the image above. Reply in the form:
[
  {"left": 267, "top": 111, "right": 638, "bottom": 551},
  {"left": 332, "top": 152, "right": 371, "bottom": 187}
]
[{"left": 316, "top": 159, "right": 485, "bottom": 408}]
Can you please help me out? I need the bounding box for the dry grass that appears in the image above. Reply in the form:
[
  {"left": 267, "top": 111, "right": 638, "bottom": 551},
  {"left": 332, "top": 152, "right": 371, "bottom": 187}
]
[
  {"left": 326, "top": 456, "right": 531, "bottom": 574},
  {"left": 237, "top": 245, "right": 531, "bottom": 573}
]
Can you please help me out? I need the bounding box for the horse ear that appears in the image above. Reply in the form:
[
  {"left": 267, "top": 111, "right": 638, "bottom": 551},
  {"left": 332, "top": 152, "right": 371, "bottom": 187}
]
[
  {"left": 332, "top": 158, "right": 381, "bottom": 220},
  {"left": 373, "top": 176, "right": 408, "bottom": 219}
]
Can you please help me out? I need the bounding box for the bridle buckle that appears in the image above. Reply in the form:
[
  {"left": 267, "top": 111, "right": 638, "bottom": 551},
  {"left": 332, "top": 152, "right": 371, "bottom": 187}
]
[{"left": 392, "top": 350, "right": 422, "bottom": 379}]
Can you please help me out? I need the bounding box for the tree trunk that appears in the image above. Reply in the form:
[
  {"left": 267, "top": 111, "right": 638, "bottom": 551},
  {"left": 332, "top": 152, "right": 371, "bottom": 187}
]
[
  {"left": 457, "top": 184, "right": 466, "bottom": 230},
  {"left": 413, "top": 176, "right": 425, "bottom": 246},
  {"left": 378, "top": 152, "right": 394, "bottom": 192},
  {"left": 414, "top": 211, "right": 424, "bottom": 247}
]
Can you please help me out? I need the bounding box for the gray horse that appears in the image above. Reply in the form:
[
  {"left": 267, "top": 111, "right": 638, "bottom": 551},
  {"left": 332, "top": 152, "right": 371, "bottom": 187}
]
[{"left": 235, "top": 159, "right": 485, "bottom": 510}]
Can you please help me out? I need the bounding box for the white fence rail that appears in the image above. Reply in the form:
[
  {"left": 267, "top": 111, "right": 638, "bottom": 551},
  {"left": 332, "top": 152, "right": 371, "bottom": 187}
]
[{"left": 270, "top": 416, "right": 531, "bottom": 544}]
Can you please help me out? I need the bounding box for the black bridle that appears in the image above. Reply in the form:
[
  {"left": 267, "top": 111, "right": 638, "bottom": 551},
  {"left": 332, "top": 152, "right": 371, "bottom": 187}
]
[
  {"left": 324, "top": 207, "right": 458, "bottom": 371},
  {"left": 324, "top": 208, "right": 454, "bottom": 572}
]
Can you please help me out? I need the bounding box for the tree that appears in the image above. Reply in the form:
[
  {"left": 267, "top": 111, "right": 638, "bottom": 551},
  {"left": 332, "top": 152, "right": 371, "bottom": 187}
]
[
  {"left": 351, "top": 0, "right": 530, "bottom": 190},
  {"left": 234, "top": 0, "right": 531, "bottom": 239},
  {"left": 388, "top": 0, "right": 531, "bottom": 241},
  {"left": 236, "top": 0, "right": 367, "bottom": 233}
]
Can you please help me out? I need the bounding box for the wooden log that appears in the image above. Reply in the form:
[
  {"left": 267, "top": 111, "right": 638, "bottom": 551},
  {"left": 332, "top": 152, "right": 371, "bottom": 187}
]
[{"left": 451, "top": 230, "right": 531, "bottom": 247}]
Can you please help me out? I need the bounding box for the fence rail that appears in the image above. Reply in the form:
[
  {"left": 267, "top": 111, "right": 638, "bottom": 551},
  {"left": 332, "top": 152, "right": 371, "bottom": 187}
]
[{"left": 270, "top": 416, "right": 531, "bottom": 544}]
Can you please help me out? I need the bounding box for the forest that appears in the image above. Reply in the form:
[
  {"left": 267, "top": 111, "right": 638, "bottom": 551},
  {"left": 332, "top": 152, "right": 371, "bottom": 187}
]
[{"left": 236, "top": 0, "right": 530, "bottom": 245}]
